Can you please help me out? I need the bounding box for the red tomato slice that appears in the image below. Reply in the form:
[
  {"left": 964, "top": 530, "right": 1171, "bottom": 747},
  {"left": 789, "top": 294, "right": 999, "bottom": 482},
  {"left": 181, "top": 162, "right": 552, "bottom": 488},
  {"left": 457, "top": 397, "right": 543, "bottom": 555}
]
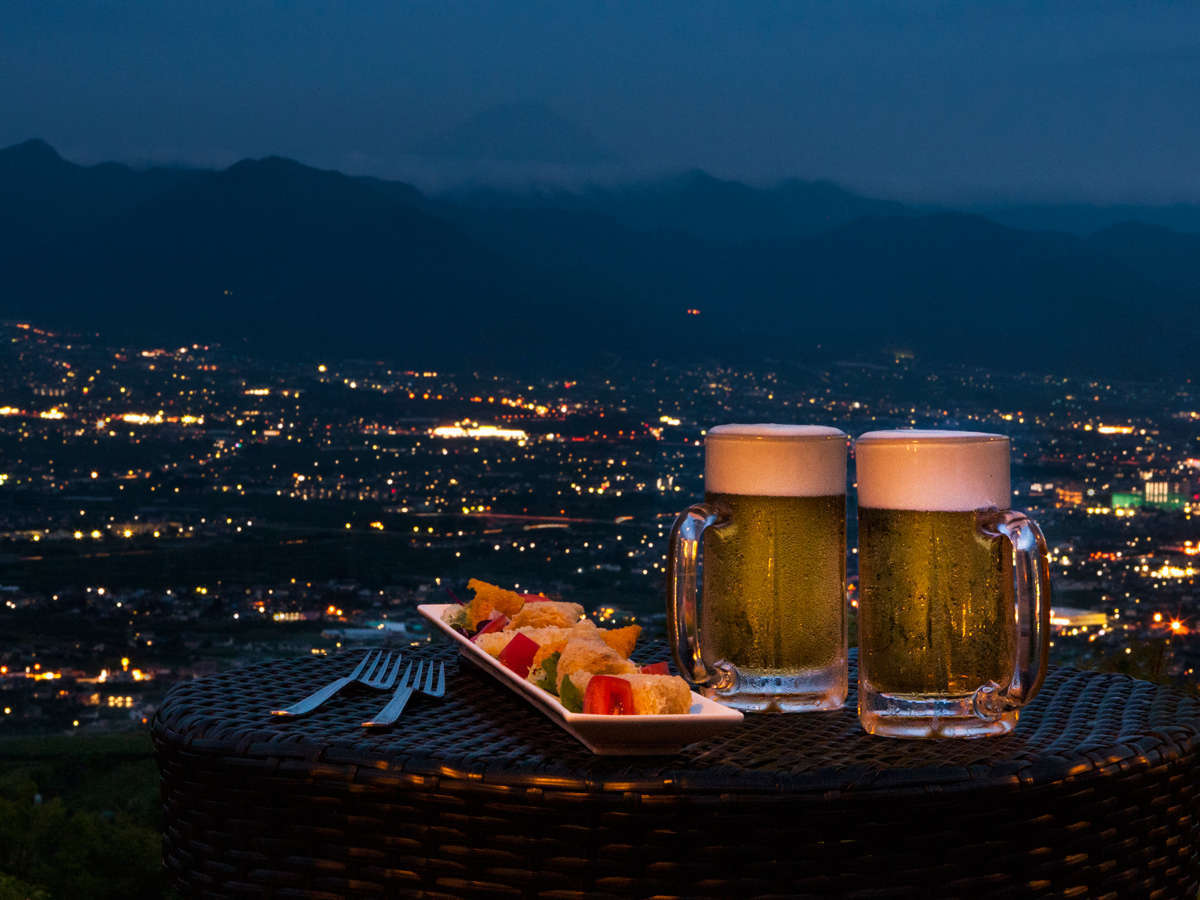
[
  {"left": 470, "top": 613, "right": 508, "bottom": 642},
  {"left": 519, "top": 592, "right": 551, "bottom": 603},
  {"left": 584, "top": 675, "right": 635, "bottom": 715},
  {"left": 639, "top": 661, "right": 670, "bottom": 676},
  {"left": 498, "top": 632, "right": 539, "bottom": 678}
]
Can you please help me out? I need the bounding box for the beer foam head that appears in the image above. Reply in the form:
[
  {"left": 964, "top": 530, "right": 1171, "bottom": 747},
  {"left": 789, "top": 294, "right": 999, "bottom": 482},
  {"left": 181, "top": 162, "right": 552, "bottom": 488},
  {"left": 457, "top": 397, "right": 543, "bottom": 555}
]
[
  {"left": 705, "top": 424, "right": 846, "bottom": 497},
  {"left": 855, "top": 430, "right": 1010, "bottom": 511}
]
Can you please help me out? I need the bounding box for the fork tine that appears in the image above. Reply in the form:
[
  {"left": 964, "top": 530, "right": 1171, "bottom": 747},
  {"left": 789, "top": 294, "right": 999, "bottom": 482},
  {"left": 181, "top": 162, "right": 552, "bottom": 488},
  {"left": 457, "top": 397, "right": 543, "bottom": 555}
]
[
  {"left": 381, "top": 654, "right": 404, "bottom": 688},
  {"left": 359, "top": 650, "right": 380, "bottom": 680},
  {"left": 411, "top": 660, "right": 424, "bottom": 690},
  {"left": 433, "top": 662, "right": 446, "bottom": 696},
  {"left": 397, "top": 660, "right": 415, "bottom": 691},
  {"left": 364, "top": 650, "right": 387, "bottom": 681},
  {"left": 347, "top": 651, "right": 373, "bottom": 679},
  {"left": 423, "top": 661, "right": 436, "bottom": 694}
]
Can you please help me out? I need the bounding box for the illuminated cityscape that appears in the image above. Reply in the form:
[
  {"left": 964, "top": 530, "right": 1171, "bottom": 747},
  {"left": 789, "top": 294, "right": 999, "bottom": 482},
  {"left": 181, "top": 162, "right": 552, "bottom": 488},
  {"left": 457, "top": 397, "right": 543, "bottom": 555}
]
[{"left": 0, "top": 320, "right": 1196, "bottom": 734}]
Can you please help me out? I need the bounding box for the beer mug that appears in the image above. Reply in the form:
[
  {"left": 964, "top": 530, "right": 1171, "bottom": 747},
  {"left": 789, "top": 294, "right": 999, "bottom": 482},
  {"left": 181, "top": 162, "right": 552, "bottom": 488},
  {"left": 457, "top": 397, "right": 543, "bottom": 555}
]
[
  {"left": 855, "top": 430, "right": 1051, "bottom": 738},
  {"left": 667, "top": 424, "right": 848, "bottom": 712}
]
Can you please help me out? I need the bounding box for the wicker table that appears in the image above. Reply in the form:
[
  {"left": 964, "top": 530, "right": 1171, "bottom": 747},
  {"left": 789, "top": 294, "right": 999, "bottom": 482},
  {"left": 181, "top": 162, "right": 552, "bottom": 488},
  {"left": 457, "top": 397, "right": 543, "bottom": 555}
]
[{"left": 153, "top": 643, "right": 1200, "bottom": 899}]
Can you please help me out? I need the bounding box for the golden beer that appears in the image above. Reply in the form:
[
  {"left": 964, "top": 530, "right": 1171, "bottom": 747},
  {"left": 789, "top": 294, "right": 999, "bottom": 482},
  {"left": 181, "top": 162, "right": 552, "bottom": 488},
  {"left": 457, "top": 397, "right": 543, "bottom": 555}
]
[
  {"left": 702, "top": 492, "right": 846, "bottom": 673},
  {"left": 854, "top": 430, "right": 1050, "bottom": 739},
  {"left": 857, "top": 507, "right": 1013, "bottom": 696},
  {"left": 668, "top": 424, "right": 848, "bottom": 712}
]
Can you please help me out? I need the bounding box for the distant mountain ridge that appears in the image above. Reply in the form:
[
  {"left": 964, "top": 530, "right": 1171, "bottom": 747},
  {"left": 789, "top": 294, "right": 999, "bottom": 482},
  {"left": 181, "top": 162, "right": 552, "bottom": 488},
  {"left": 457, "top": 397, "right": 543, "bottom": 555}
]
[
  {"left": 967, "top": 201, "right": 1200, "bottom": 237},
  {"left": 0, "top": 138, "right": 202, "bottom": 231},
  {"left": 441, "top": 169, "right": 911, "bottom": 243},
  {"left": 1, "top": 139, "right": 1197, "bottom": 377}
]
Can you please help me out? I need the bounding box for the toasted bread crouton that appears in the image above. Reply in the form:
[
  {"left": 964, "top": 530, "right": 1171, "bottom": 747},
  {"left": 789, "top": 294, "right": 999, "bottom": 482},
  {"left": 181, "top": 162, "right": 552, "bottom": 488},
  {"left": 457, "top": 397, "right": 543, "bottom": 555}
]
[
  {"left": 624, "top": 674, "right": 692, "bottom": 715},
  {"left": 465, "top": 579, "right": 526, "bottom": 630},
  {"left": 475, "top": 624, "right": 600, "bottom": 661},
  {"left": 529, "top": 621, "right": 603, "bottom": 667},
  {"left": 473, "top": 631, "right": 515, "bottom": 657},
  {"left": 556, "top": 638, "right": 636, "bottom": 694},
  {"left": 569, "top": 619, "right": 601, "bottom": 639},
  {"left": 600, "top": 624, "right": 641, "bottom": 658},
  {"left": 565, "top": 672, "right": 692, "bottom": 715},
  {"left": 509, "top": 600, "right": 584, "bottom": 631}
]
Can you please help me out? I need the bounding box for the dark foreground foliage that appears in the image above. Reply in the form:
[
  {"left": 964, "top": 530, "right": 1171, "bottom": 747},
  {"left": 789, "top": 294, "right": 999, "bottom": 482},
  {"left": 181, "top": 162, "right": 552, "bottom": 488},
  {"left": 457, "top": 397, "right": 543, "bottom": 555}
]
[{"left": 0, "top": 732, "right": 166, "bottom": 899}]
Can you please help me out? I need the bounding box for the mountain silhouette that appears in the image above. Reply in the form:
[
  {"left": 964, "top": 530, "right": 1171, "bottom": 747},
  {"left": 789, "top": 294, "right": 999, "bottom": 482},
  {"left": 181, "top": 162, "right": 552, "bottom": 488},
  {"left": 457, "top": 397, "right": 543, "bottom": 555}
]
[
  {"left": 0, "top": 144, "right": 653, "bottom": 360},
  {"left": 412, "top": 103, "right": 620, "bottom": 165},
  {"left": 1, "top": 139, "right": 1197, "bottom": 376},
  {"left": 1085, "top": 222, "right": 1200, "bottom": 290},
  {"left": 443, "top": 169, "right": 909, "bottom": 243},
  {"left": 0, "top": 138, "right": 200, "bottom": 233},
  {"left": 968, "top": 201, "right": 1200, "bottom": 237},
  {"left": 2, "top": 137, "right": 61, "bottom": 167}
]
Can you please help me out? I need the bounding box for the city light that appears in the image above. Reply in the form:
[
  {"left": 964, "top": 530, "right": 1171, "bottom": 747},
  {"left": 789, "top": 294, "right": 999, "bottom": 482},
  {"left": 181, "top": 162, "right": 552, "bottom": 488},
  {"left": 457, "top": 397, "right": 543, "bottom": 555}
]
[
  {"left": 1150, "top": 564, "right": 1197, "bottom": 579},
  {"left": 120, "top": 412, "right": 165, "bottom": 425},
  {"left": 431, "top": 421, "right": 529, "bottom": 441}
]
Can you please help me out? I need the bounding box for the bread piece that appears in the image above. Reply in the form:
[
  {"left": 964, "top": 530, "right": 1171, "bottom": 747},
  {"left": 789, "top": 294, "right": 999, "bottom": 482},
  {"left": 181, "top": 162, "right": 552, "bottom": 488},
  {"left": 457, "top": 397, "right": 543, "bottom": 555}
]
[
  {"left": 625, "top": 674, "right": 692, "bottom": 715},
  {"left": 600, "top": 624, "right": 641, "bottom": 658},
  {"left": 509, "top": 601, "right": 585, "bottom": 631},
  {"left": 530, "top": 621, "right": 603, "bottom": 667},
  {"left": 474, "top": 623, "right": 601, "bottom": 661},
  {"left": 474, "top": 631, "right": 514, "bottom": 658},
  {"left": 465, "top": 579, "right": 526, "bottom": 630},
  {"left": 555, "top": 638, "right": 637, "bottom": 694}
]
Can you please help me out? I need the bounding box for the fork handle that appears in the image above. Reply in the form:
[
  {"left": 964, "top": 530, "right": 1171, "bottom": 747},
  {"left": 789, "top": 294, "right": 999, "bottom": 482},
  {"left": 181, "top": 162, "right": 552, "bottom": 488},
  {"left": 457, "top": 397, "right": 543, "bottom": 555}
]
[
  {"left": 362, "top": 685, "right": 416, "bottom": 728},
  {"left": 272, "top": 675, "right": 353, "bottom": 716}
]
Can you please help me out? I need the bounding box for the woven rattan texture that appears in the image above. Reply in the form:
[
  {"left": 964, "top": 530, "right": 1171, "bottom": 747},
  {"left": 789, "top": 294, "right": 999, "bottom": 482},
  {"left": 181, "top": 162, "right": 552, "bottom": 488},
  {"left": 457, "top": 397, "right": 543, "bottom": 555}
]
[{"left": 154, "top": 642, "right": 1200, "bottom": 898}]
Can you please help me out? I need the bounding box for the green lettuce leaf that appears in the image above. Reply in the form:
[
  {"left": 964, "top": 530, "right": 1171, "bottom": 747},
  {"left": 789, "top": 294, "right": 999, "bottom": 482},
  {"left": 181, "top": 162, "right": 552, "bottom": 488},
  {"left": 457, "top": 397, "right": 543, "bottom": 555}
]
[
  {"left": 559, "top": 674, "right": 584, "bottom": 713},
  {"left": 443, "top": 605, "right": 469, "bottom": 631},
  {"left": 531, "top": 651, "right": 561, "bottom": 694}
]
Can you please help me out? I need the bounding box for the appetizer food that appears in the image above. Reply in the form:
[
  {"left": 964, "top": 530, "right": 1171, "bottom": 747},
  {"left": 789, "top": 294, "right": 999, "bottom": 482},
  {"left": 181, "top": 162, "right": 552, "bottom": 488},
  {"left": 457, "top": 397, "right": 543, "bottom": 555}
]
[{"left": 444, "top": 579, "right": 692, "bottom": 715}]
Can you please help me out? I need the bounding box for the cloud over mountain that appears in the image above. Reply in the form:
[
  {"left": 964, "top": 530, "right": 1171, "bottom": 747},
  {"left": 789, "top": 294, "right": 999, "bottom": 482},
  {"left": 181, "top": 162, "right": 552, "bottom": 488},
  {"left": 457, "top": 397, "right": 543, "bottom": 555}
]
[{"left": 412, "top": 103, "right": 620, "bottom": 166}]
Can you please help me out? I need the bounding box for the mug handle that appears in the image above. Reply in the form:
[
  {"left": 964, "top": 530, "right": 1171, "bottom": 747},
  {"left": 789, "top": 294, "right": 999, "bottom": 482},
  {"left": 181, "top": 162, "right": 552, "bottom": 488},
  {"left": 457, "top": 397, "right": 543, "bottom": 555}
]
[
  {"left": 666, "top": 502, "right": 735, "bottom": 689},
  {"left": 972, "top": 509, "right": 1052, "bottom": 720}
]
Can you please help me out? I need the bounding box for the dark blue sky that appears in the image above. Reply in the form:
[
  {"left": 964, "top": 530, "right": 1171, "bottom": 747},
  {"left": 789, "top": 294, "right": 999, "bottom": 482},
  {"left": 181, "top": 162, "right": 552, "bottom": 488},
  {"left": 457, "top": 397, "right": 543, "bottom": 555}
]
[{"left": 3, "top": 1, "right": 1198, "bottom": 200}]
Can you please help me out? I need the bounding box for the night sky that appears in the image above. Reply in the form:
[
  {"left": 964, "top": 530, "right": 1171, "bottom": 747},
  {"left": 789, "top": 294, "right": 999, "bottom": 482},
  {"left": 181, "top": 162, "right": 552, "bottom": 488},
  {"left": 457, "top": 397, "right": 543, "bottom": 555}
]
[{"left": 3, "top": 1, "right": 1199, "bottom": 201}]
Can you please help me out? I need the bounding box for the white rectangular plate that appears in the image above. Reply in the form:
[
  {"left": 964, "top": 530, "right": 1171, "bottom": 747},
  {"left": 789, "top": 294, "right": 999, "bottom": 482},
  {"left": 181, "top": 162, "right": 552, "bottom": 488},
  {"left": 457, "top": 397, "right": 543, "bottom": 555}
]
[{"left": 418, "top": 604, "right": 743, "bottom": 755}]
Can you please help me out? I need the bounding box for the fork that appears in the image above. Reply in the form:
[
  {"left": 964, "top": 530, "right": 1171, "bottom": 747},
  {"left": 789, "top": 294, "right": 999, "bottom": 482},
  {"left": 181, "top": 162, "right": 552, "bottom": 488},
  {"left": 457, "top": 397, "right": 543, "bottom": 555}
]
[
  {"left": 420, "top": 660, "right": 447, "bottom": 700},
  {"left": 362, "top": 660, "right": 446, "bottom": 728},
  {"left": 271, "top": 650, "right": 402, "bottom": 717}
]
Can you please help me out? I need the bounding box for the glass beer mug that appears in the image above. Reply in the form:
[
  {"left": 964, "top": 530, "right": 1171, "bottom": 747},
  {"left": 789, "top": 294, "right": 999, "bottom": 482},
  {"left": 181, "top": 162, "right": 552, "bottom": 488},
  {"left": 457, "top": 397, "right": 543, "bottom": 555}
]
[
  {"left": 667, "top": 424, "right": 848, "bottom": 712},
  {"left": 855, "top": 430, "right": 1051, "bottom": 738}
]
